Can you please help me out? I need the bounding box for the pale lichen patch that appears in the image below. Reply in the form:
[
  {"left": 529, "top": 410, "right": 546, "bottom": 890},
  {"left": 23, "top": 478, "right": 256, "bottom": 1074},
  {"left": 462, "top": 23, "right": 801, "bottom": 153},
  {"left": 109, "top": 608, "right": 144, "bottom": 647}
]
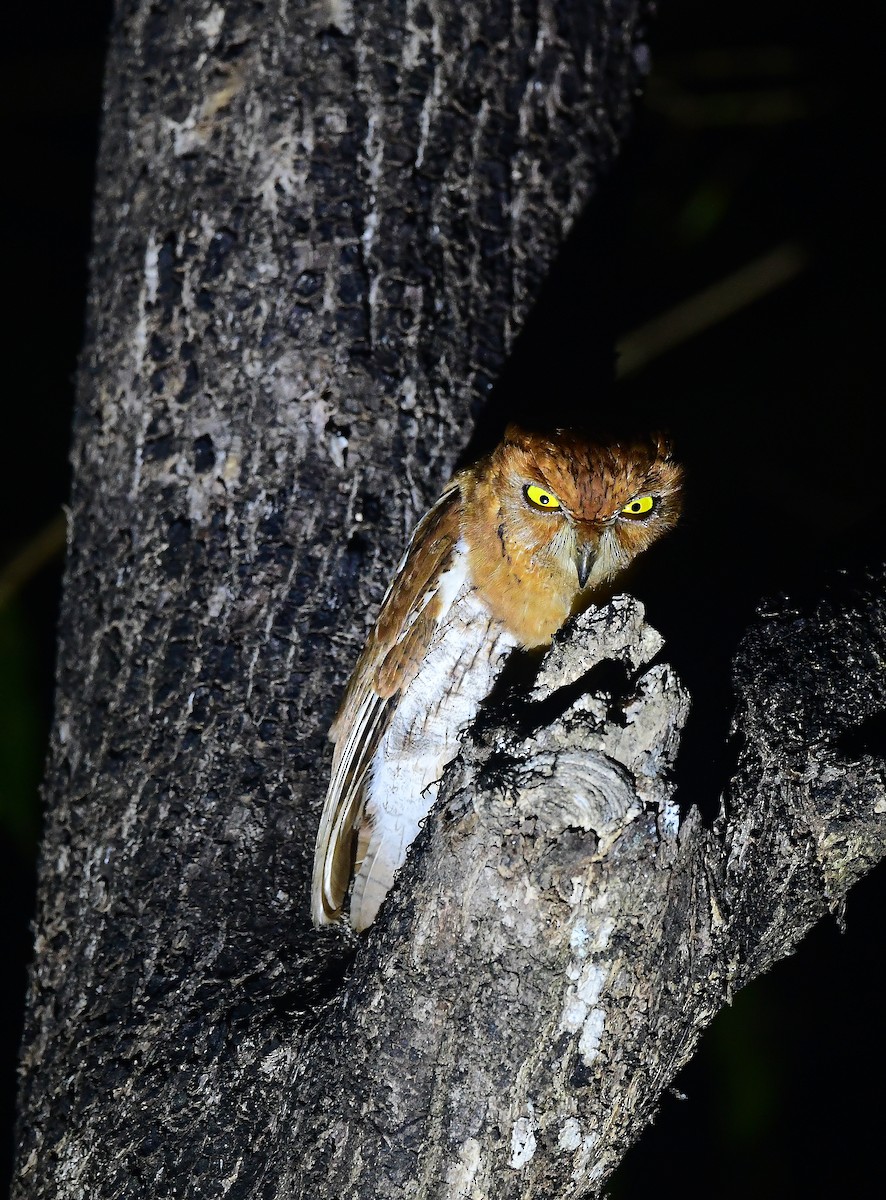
[
  {"left": 570, "top": 1128, "right": 600, "bottom": 1184},
  {"left": 508, "top": 1110, "right": 537, "bottom": 1169},
  {"left": 327, "top": 434, "right": 349, "bottom": 472},
  {"left": 560, "top": 957, "right": 608, "bottom": 1065},
  {"left": 258, "top": 135, "right": 297, "bottom": 215},
  {"left": 324, "top": 0, "right": 354, "bottom": 34},
  {"left": 578, "top": 1007, "right": 606, "bottom": 1065},
  {"left": 168, "top": 66, "right": 243, "bottom": 157},
  {"left": 219, "top": 1156, "right": 243, "bottom": 1194},
  {"left": 196, "top": 5, "right": 226, "bottom": 42},
  {"left": 222, "top": 449, "right": 241, "bottom": 484},
  {"left": 143, "top": 232, "right": 160, "bottom": 305},
  {"left": 558, "top": 1117, "right": 583, "bottom": 1152},
  {"left": 444, "top": 1137, "right": 484, "bottom": 1196}
]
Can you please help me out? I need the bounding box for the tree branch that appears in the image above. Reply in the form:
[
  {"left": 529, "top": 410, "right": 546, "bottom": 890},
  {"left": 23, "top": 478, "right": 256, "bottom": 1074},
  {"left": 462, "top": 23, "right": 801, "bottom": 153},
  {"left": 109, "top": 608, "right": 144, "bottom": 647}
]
[{"left": 270, "top": 579, "right": 886, "bottom": 1196}]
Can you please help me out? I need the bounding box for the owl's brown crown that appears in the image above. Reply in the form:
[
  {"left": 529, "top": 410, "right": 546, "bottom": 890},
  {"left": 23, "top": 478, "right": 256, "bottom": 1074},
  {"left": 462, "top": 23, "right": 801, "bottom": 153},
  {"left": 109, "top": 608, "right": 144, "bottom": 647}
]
[{"left": 498, "top": 424, "right": 680, "bottom": 521}]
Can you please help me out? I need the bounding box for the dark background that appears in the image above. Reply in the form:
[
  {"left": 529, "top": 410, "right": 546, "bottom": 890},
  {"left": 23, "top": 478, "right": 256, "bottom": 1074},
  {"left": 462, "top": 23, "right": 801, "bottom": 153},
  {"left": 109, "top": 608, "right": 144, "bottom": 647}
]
[{"left": 2, "top": 1, "right": 883, "bottom": 1195}]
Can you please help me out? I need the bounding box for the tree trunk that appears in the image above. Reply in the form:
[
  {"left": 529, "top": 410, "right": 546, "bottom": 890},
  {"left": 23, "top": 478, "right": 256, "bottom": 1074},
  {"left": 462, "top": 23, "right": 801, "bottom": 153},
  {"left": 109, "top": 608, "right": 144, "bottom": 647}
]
[{"left": 12, "top": 1, "right": 886, "bottom": 1197}]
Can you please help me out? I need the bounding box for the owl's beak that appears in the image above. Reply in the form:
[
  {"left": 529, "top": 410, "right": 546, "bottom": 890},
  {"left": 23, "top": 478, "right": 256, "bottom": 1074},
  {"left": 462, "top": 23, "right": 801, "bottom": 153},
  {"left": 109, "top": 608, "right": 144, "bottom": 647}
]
[{"left": 575, "top": 539, "right": 597, "bottom": 589}]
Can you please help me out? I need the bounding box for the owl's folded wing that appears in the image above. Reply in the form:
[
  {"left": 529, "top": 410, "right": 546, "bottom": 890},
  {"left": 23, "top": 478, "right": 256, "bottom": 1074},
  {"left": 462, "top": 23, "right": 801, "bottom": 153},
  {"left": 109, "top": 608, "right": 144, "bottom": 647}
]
[{"left": 310, "top": 479, "right": 464, "bottom": 926}]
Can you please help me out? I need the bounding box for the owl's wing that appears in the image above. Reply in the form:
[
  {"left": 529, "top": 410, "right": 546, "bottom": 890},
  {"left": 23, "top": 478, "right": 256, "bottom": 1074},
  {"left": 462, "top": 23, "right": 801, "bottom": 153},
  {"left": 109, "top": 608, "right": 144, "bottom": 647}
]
[{"left": 311, "top": 479, "right": 465, "bottom": 926}]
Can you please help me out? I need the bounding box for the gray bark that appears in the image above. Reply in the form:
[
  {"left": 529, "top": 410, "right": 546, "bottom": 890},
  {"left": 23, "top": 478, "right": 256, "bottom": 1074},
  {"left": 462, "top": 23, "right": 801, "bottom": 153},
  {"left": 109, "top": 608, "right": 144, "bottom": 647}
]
[
  {"left": 12, "top": 0, "right": 886, "bottom": 1197},
  {"left": 271, "top": 583, "right": 886, "bottom": 1197}
]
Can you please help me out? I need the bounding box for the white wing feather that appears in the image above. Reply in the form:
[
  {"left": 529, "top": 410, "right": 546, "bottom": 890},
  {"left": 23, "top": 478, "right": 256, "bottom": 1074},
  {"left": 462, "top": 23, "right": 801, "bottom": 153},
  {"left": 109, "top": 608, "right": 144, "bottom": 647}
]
[{"left": 310, "top": 483, "right": 463, "bottom": 926}]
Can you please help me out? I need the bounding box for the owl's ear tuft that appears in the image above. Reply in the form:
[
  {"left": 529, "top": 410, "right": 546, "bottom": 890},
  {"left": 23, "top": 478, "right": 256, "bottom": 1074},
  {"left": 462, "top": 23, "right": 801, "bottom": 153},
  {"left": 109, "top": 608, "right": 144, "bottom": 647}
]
[
  {"left": 502, "top": 423, "right": 568, "bottom": 452},
  {"left": 500, "top": 423, "right": 547, "bottom": 457},
  {"left": 503, "top": 423, "right": 531, "bottom": 445},
  {"left": 652, "top": 432, "right": 676, "bottom": 460}
]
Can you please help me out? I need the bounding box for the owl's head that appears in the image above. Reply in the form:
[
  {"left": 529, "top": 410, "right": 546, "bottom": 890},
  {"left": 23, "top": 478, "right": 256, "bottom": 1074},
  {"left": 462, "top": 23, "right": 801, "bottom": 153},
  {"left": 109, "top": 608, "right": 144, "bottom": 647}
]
[
  {"left": 503, "top": 423, "right": 681, "bottom": 578},
  {"left": 462, "top": 424, "right": 682, "bottom": 645}
]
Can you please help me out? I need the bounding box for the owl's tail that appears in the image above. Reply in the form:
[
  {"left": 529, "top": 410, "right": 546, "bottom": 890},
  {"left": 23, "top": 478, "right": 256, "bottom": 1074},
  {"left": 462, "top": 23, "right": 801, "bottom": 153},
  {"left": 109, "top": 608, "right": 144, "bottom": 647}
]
[{"left": 349, "top": 816, "right": 414, "bottom": 932}]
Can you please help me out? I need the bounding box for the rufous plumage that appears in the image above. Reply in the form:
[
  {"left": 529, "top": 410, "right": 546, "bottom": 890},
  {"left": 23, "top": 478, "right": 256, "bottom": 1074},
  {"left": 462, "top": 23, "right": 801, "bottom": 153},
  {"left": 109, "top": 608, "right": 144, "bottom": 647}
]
[{"left": 312, "top": 425, "right": 683, "bottom": 931}]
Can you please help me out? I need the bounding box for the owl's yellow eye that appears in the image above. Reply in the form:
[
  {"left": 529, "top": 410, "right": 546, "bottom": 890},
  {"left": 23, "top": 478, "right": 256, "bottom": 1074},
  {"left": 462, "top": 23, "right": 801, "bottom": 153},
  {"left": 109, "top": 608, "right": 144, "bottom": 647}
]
[
  {"left": 620, "top": 495, "right": 655, "bottom": 517},
  {"left": 524, "top": 484, "right": 561, "bottom": 511}
]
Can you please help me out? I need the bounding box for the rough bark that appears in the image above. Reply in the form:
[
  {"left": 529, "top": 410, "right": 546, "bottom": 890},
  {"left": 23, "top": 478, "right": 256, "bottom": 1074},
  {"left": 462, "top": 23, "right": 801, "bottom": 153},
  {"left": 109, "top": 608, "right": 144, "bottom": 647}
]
[
  {"left": 270, "top": 581, "right": 886, "bottom": 1196},
  {"left": 13, "top": 1, "right": 673, "bottom": 1197}
]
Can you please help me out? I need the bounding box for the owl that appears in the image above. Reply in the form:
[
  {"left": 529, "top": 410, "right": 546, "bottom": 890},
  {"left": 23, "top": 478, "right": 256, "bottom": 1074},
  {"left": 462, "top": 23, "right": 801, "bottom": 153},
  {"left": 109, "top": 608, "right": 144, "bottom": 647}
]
[{"left": 311, "top": 425, "right": 682, "bottom": 931}]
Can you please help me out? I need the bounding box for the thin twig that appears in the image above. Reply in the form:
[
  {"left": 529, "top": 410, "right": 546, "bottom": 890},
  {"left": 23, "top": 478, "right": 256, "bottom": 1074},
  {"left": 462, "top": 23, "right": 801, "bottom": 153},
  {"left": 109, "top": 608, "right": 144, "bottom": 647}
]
[
  {"left": 616, "top": 242, "right": 808, "bottom": 378},
  {"left": 0, "top": 510, "right": 67, "bottom": 609}
]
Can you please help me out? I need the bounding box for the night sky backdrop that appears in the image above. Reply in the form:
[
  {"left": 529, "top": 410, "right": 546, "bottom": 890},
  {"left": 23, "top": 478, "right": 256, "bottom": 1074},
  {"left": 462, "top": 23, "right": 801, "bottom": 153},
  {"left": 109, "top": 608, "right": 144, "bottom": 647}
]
[{"left": 2, "top": 1, "right": 884, "bottom": 1194}]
